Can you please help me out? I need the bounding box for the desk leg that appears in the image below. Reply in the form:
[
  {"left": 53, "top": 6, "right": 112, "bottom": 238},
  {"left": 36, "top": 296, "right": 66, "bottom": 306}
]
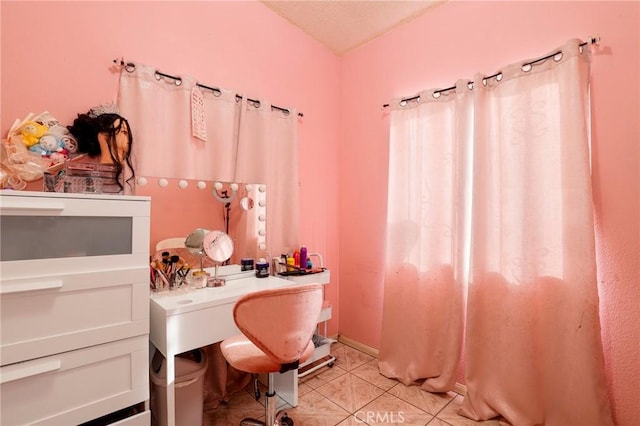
[
  {"left": 272, "top": 368, "right": 298, "bottom": 408},
  {"left": 166, "top": 354, "right": 176, "bottom": 426}
]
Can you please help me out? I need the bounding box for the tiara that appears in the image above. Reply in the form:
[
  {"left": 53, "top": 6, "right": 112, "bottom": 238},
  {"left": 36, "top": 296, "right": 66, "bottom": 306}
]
[{"left": 88, "top": 102, "right": 120, "bottom": 118}]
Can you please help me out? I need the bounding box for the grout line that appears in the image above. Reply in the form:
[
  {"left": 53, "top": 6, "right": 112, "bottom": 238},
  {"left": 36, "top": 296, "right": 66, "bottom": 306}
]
[{"left": 427, "top": 416, "right": 455, "bottom": 426}]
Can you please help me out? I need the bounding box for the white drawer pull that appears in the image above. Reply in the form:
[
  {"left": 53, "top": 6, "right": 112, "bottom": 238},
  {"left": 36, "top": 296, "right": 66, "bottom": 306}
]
[
  {"left": 0, "top": 200, "right": 65, "bottom": 212},
  {"left": 0, "top": 280, "right": 64, "bottom": 294},
  {"left": 0, "top": 359, "right": 62, "bottom": 384}
]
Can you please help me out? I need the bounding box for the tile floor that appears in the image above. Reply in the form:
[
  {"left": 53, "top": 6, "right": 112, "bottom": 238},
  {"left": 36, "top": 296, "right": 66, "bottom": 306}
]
[{"left": 203, "top": 341, "right": 510, "bottom": 426}]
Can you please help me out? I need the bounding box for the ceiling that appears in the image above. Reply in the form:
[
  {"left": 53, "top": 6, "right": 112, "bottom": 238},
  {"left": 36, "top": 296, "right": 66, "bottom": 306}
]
[{"left": 261, "top": 0, "right": 447, "bottom": 55}]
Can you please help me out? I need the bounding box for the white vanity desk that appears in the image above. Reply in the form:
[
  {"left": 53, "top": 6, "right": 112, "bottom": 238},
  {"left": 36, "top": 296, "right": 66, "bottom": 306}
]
[{"left": 150, "top": 266, "right": 330, "bottom": 426}]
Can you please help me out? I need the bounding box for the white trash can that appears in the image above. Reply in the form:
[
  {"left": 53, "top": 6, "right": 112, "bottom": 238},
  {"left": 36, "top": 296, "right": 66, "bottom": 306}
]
[{"left": 150, "top": 349, "right": 208, "bottom": 426}]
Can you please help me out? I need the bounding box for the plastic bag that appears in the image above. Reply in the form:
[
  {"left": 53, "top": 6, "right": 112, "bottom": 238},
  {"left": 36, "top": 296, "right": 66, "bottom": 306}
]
[{"left": 1, "top": 112, "right": 71, "bottom": 189}]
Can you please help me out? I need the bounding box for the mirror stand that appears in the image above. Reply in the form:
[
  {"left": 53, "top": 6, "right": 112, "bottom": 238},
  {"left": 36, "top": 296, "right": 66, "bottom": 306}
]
[{"left": 208, "top": 264, "right": 226, "bottom": 287}]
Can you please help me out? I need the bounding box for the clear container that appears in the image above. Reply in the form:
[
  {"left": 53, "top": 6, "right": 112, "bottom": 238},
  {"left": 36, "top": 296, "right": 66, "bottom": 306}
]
[{"left": 186, "top": 270, "right": 209, "bottom": 289}]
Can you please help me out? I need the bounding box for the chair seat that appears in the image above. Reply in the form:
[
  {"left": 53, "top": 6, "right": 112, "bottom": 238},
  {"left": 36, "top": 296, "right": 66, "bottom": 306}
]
[{"left": 221, "top": 335, "right": 316, "bottom": 374}]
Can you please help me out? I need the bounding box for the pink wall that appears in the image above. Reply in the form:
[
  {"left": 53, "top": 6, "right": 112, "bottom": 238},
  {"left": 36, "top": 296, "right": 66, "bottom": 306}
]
[
  {"left": 0, "top": 1, "right": 341, "bottom": 335},
  {"left": 339, "top": 1, "right": 639, "bottom": 424}
]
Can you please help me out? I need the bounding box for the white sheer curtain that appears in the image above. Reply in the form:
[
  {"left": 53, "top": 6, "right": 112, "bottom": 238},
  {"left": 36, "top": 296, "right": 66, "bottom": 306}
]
[
  {"left": 380, "top": 39, "right": 613, "bottom": 425},
  {"left": 117, "top": 62, "right": 299, "bottom": 256},
  {"left": 379, "top": 83, "right": 472, "bottom": 392},
  {"left": 235, "top": 99, "right": 300, "bottom": 256},
  {"left": 118, "top": 63, "right": 238, "bottom": 182}
]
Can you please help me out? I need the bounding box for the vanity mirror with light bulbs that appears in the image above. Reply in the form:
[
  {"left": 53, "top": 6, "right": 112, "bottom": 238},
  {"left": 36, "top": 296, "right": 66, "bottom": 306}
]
[{"left": 135, "top": 178, "right": 266, "bottom": 265}]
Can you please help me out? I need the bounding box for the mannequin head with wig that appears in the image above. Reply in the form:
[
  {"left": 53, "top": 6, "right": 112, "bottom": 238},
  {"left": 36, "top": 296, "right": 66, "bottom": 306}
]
[{"left": 67, "top": 104, "right": 135, "bottom": 192}]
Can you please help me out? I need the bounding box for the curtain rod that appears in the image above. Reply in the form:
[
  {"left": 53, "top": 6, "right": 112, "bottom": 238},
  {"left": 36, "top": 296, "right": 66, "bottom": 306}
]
[
  {"left": 113, "top": 59, "right": 303, "bottom": 117},
  {"left": 381, "top": 36, "right": 601, "bottom": 109}
]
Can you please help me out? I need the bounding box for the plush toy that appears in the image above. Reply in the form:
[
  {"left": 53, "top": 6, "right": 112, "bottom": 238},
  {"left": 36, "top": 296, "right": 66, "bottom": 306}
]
[
  {"left": 18, "top": 121, "right": 48, "bottom": 148},
  {"left": 59, "top": 134, "right": 78, "bottom": 154},
  {"left": 29, "top": 134, "right": 67, "bottom": 157},
  {"left": 48, "top": 152, "right": 68, "bottom": 165},
  {"left": 46, "top": 123, "right": 79, "bottom": 154}
]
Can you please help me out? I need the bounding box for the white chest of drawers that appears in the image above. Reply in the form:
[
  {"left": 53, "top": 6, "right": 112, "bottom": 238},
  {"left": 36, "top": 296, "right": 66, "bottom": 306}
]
[{"left": 0, "top": 191, "right": 151, "bottom": 426}]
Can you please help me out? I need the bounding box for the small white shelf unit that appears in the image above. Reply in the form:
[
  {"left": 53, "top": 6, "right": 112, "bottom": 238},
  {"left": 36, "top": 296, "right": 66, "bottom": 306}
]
[{"left": 279, "top": 269, "right": 336, "bottom": 378}]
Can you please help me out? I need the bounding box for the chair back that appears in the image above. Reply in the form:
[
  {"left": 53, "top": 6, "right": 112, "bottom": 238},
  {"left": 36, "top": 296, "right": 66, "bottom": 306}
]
[
  {"left": 233, "top": 284, "right": 323, "bottom": 364},
  {"left": 155, "top": 237, "right": 186, "bottom": 251}
]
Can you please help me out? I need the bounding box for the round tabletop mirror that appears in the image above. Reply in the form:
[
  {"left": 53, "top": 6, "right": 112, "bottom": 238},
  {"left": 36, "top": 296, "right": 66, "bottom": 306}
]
[
  {"left": 185, "top": 228, "right": 210, "bottom": 255},
  {"left": 203, "top": 230, "right": 234, "bottom": 263},
  {"left": 185, "top": 228, "right": 210, "bottom": 274},
  {"left": 202, "top": 230, "right": 234, "bottom": 287}
]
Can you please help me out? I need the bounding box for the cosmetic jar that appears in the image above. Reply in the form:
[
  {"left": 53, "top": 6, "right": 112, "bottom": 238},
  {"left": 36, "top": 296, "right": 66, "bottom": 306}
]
[
  {"left": 241, "top": 258, "right": 254, "bottom": 271},
  {"left": 256, "top": 259, "right": 269, "bottom": 278}
]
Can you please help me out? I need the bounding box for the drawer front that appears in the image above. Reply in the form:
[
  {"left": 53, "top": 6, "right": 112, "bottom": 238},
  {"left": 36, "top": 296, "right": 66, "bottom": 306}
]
[
  {"left": 151, "top": 301, "right": 238, "bottom": 357},
  {"left": 0, "top": 335, "right": 149, "bottom": 426},
  {"left": 109, "top": 410, "right": 151, "bottom": 426},
  {"left": 0, "top": 194, "right": 151, "bottom": 256},
  {"left": 0, "top": 192, "right": 150, "bottom": 276},
  {"left": 1, "top": 268, "right": 149, "bottom": 366}
]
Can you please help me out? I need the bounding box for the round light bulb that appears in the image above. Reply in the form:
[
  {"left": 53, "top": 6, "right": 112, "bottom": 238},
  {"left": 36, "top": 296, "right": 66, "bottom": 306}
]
[
  {"left": 137, "top": 177, "right": 148, "bottom": 186},
  {"left": 158, "top": 178, "right": 169, "bottom": 187},
  {"left": 178, "top": 180, "right": 188, "bottom": 189},
  {"left": 230, "top": 183, "right": 239, "bottom": 191},
  {"left": 214, "top": 182, "right": 223, "bottom": 190},
  {"left": 197, "top": 181, "right": 206, "bottom": 189}
]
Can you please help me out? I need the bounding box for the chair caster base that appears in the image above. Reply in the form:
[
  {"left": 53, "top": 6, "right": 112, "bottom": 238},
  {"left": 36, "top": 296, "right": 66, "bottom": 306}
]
[
  {"left": 280, "top": 414, "right": 294, "bottom": 425},
  {"left": 238, "top": 412, "right": 294, "bottom": 425}
]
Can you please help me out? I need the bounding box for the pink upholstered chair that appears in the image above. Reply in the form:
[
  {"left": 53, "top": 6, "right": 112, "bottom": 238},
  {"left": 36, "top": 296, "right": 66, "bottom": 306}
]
[{"left": 220, "top": 284, "right": 323, "bottom": 426}]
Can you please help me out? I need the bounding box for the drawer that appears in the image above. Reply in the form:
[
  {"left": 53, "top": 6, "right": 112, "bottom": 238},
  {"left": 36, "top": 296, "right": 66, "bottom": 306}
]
[
  {"left": 0, "top": 192, "right": 150, "bottom": 277},
  {"left": 150, "top": 299, "right": 239, "bottom": 357},
  {"left": 1, "top": 268, "right": 149, "bottom": 366},
  {"left": 79, "top": 407, "right": 150, "bottom": 426},
  {"left": 0, "top": 335, "right": 149, "bottom": 426},
  {"left": 109, "top": 410, "right": 151, "bottom": 426}
]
